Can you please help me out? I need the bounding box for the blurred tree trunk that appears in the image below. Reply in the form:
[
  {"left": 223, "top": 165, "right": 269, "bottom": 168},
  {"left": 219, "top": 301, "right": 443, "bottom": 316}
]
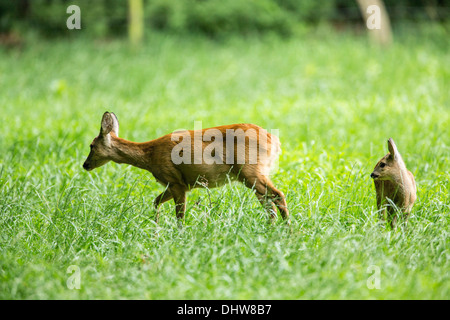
[
  {"left": 128, "top": 0, "right": 144, "bottom": 46},
  {"left": 356, "top": 0, "right": 393, "bottom": 46}
]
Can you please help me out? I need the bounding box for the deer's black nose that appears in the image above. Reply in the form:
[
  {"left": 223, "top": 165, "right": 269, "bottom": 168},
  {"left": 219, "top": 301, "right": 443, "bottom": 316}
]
[
  {"left": 83, "top": 162, "right": 89, "bottom": 170},
  {"left": 370, "top": 172, "right": 379, "bottom": 179}
]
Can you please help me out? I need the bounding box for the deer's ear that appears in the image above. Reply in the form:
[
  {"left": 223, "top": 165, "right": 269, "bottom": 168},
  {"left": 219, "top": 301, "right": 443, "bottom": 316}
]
[
  {"left": 110, "top": 112, "right": 119, "bottom": 137},
  {"left": 387, "top": 138, "right": 399, "bottom": 159},
  {"left": 100, "top": 112, "right": 114, "bottom": 136}
]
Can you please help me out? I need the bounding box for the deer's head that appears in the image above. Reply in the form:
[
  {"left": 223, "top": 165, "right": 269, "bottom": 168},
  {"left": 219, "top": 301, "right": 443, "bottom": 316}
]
[
  {"left": 83, "top": 112, "right": 119, "bottom": 171},
  {"left": 370, "top": 138, "right": 406, "bottom": 181}
]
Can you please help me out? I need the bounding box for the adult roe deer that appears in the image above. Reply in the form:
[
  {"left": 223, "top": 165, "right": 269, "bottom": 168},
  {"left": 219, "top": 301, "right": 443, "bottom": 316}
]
[
  {"left": 370, "top": 138, "right": 416, "bottom": 228},
  {"left": 83, "top": 112, "right": 289, "bottom": 224}
]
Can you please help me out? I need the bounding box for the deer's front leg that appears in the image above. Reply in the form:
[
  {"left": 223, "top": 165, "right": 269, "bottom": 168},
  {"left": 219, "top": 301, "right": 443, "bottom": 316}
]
[
  {"left": 169, "top": 184, "right": 187, "bottom": 220},
  {"left": 390, "top": 214, "right": 398, "bottom": 229},
  {"left": 378, "top": 206, "right": 388, "bottom": 226},
  {"left": 153, "top": 190, "right": 173, "bottom": 222}
]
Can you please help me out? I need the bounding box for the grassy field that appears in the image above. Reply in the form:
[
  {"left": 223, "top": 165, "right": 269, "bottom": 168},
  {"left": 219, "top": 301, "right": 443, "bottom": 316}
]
[{"left": 0, "top": 26, "right": 449, "bottom": 299}]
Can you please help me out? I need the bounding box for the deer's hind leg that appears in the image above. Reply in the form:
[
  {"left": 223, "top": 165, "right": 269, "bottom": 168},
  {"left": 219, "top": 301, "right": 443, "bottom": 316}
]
[
  {"left": 254, "top": 191, "right": 278, "bottom": 223},
  {"left": 261, "top": 181, "right": 289, "bottom": 223},
  {"left": 240, "top": 167, "right": 290, "bottom": 224}
]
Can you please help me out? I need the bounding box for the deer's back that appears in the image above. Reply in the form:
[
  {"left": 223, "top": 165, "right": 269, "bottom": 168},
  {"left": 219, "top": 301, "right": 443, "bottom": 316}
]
[{"left": 146, "top": 123, "right": 280, "bottom": 189}]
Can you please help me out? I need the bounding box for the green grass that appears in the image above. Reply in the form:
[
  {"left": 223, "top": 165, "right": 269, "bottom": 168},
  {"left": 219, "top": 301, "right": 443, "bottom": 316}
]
[{"left": 0, "top": 25, "right": 449, "bottom": 299}]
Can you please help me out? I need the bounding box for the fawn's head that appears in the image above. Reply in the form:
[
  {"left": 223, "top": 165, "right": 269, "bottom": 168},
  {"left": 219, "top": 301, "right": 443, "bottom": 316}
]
[
  {"left": 370, "top": 138, "right": 406, "bottom": 181},
  {"left": 83, "top": 112, "right": 119, "bottom": 171}
]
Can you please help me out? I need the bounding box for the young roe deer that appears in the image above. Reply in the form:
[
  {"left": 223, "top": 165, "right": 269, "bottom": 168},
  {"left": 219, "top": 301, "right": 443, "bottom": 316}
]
[
  {"left": 370, "top": 138, "right": 416, "bottom": 228},
  {"left": 83, "top": 112, "right": 290, "bottom": 224}
]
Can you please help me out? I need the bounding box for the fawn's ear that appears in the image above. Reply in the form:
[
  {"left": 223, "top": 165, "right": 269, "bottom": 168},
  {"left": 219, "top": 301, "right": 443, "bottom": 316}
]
[
  {"left": 100, "top": 112, "right": 119, "bottom": 137},
  {"left": 387, "top": 138, "right": 399, "bottom": 160}
]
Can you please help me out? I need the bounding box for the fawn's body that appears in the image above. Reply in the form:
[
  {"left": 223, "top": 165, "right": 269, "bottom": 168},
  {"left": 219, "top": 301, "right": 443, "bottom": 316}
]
[
  {"left": 83, "top": 112, "right": 289, "bottom": 224},
  {"left": 371, "top": 138, "right": 416, "bottom": 227}
]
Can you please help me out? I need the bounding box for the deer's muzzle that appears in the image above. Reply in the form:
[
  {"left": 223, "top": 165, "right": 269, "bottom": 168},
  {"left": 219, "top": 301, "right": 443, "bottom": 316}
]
[{"left": 370, "top": 172, "right": 379, "bottom": 179}]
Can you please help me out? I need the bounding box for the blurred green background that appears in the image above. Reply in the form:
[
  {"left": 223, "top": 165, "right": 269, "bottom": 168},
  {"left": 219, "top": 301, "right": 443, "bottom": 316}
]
[{"left": 1, "top": 0, "right": 449, "bottom": 39}]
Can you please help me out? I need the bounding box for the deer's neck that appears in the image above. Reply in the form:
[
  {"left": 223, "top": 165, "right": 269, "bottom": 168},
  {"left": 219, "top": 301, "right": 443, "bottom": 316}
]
[
  {"left": 378, "top": 170, "right": 411, "bottom": 205},
  {"left": 110, "top": 136, "right": 152, "bottom": 170},
  {"left": 391, "top": 169, "right": 411, "bottom": 194}
]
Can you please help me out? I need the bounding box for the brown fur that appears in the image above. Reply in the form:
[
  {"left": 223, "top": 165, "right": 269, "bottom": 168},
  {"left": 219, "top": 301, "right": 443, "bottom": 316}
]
[
  {"left": 83, "top": 112, "right": 289, "bottom": 224},
  {"left": 371, "top": 138, "right": 416, "bottom": 228}
]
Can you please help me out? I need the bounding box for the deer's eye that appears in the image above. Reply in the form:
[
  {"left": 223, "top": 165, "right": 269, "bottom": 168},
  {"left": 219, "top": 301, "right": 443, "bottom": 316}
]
[{"left": 380, "top": 162, "right": 386, "bottom": 168}]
